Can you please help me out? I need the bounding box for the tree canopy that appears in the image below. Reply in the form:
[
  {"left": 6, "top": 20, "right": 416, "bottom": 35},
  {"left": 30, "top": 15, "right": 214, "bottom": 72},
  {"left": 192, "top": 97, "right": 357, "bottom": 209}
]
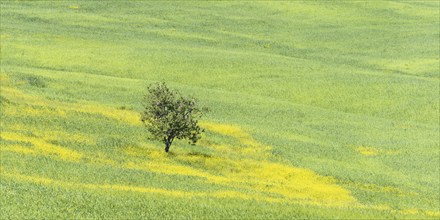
[{"left": 141, "top": 83, "right": 205, "bottom": 152}]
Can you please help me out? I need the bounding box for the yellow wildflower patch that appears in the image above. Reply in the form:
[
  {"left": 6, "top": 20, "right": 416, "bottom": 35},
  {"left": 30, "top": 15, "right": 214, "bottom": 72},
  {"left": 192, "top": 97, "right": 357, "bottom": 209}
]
[
  {"left": 400, "top": 208, "right": 418, "bottom": 215},
  {"left": 96, "top": 184, "right": 189, "bottom": 197},
  {"left": 1, "top": 145, "right": 36, "bottom": 155},
  {"left": 1, "top": 132, "right": 82, "bottom": 162},
  {"left": 200, "top": 121, "right": 256, "bottom": 143},
  {"left": 425, "top": 211, "right": 440, "bottom": 217},
  {"left": 121, "top": 146, "right": 356, "bottom": 206},
  {"left": 356, "top": 146, "right": 399, "bottom": 156},
  {"left": 2, "top": 169, "right": 56, "bottom": 185},
  {"left": 199, "top": 121, "right": 271, "bottom": 156},
  {"left": 1, "top": 169, "right": 190, "bottom": 197},
  {"left": 68, "top": 5, "right": 80, "bottom": 10},
  {"left": 3, "top": 104, "right": 67, "bottom": 117},
  {"left": 125, "top": 147, "right": 230, "bottom": 179},
  {"left": 220, "top": 160, "right": 356, "bottom": 206},
  {"left": 1, "top": 87, "right": 47, "bottom": 106},
  {"left": 69, "top": 103, "right": 141, "bottom": 126},
  {"left": 356, "top": 146, "right": 379, "bottom": 156},
  {"left": 2, "top": 85, "right": 140, "bottom": 126},
  {"left": 3, "top": 123, "right": 94, "bottom": 145}
]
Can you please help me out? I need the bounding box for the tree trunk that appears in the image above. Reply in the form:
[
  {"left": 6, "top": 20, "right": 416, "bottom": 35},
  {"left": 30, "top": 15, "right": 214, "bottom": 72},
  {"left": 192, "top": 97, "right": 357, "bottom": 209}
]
[
  {"left": 164, "top": 136, "right": 174, "bottom": 152},
  {"left": 165, "top": 141, "right": 171, "bottom": 152},
  {"left": 164, "top": 136, "right": 174, "bottom": 153}
]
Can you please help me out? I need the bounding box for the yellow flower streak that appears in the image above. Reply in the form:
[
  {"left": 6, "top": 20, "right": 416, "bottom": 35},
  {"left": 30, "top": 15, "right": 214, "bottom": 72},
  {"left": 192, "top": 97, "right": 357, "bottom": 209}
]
[
  {"left": 1, "top": 86, "right": 140, "bottom": 126},
  {"left": 356, "top": 146, "right": 399, "bottom": 156},
  {"left": 1, "top": 132, "right": 82, "bottom": 162},
  {"left": 0, "top": 169, "right": 281, "bottom": 202}
]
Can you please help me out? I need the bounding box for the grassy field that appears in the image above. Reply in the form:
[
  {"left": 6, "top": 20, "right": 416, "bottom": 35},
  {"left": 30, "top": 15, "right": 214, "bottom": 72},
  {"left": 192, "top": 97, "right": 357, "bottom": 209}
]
[{"left": 1, "top": 1, "right": 439, "bottom": 219}]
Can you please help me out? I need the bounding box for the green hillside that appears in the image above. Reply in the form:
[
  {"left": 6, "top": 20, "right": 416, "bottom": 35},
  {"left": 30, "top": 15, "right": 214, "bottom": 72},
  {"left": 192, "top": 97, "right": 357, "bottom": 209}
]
[{"left": 1, "top": 1, "right": 439, "bottom": 219}]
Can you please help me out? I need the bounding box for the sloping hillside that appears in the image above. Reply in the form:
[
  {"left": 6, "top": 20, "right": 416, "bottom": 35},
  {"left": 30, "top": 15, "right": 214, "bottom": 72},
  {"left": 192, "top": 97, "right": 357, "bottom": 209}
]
[{"left": 1, "top": 1, "right": 439, "bottom": 218}]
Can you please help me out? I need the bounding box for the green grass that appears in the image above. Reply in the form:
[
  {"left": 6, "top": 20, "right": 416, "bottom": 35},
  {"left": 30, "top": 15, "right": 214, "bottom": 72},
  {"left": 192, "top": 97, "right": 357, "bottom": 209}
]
[{"left": 1, "top": 1, "right": 439, "bottom": 219}]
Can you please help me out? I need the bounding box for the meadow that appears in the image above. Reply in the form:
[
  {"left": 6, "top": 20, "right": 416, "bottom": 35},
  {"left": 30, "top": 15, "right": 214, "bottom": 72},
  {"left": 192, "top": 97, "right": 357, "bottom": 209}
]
[{"left": 1, "top": 1, "right": 439, "bottom": 219}]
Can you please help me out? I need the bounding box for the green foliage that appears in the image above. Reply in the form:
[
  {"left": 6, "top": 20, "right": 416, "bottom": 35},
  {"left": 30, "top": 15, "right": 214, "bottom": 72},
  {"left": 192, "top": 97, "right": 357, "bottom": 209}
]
[{"left": 141, "top": 83, "right": 204, "bottom": 152}]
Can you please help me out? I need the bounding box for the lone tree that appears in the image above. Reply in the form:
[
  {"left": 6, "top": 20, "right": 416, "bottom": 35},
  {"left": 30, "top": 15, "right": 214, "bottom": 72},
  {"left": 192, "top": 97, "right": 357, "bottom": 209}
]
[{"left": 141, "top": 82, "right": 205, "bottom": 152}]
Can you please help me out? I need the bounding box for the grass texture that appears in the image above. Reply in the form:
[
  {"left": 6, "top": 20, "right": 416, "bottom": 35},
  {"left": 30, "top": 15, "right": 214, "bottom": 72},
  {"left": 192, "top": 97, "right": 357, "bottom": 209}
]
[{"left": 1, "top": 1, "right": 439, "bottom": 219}]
